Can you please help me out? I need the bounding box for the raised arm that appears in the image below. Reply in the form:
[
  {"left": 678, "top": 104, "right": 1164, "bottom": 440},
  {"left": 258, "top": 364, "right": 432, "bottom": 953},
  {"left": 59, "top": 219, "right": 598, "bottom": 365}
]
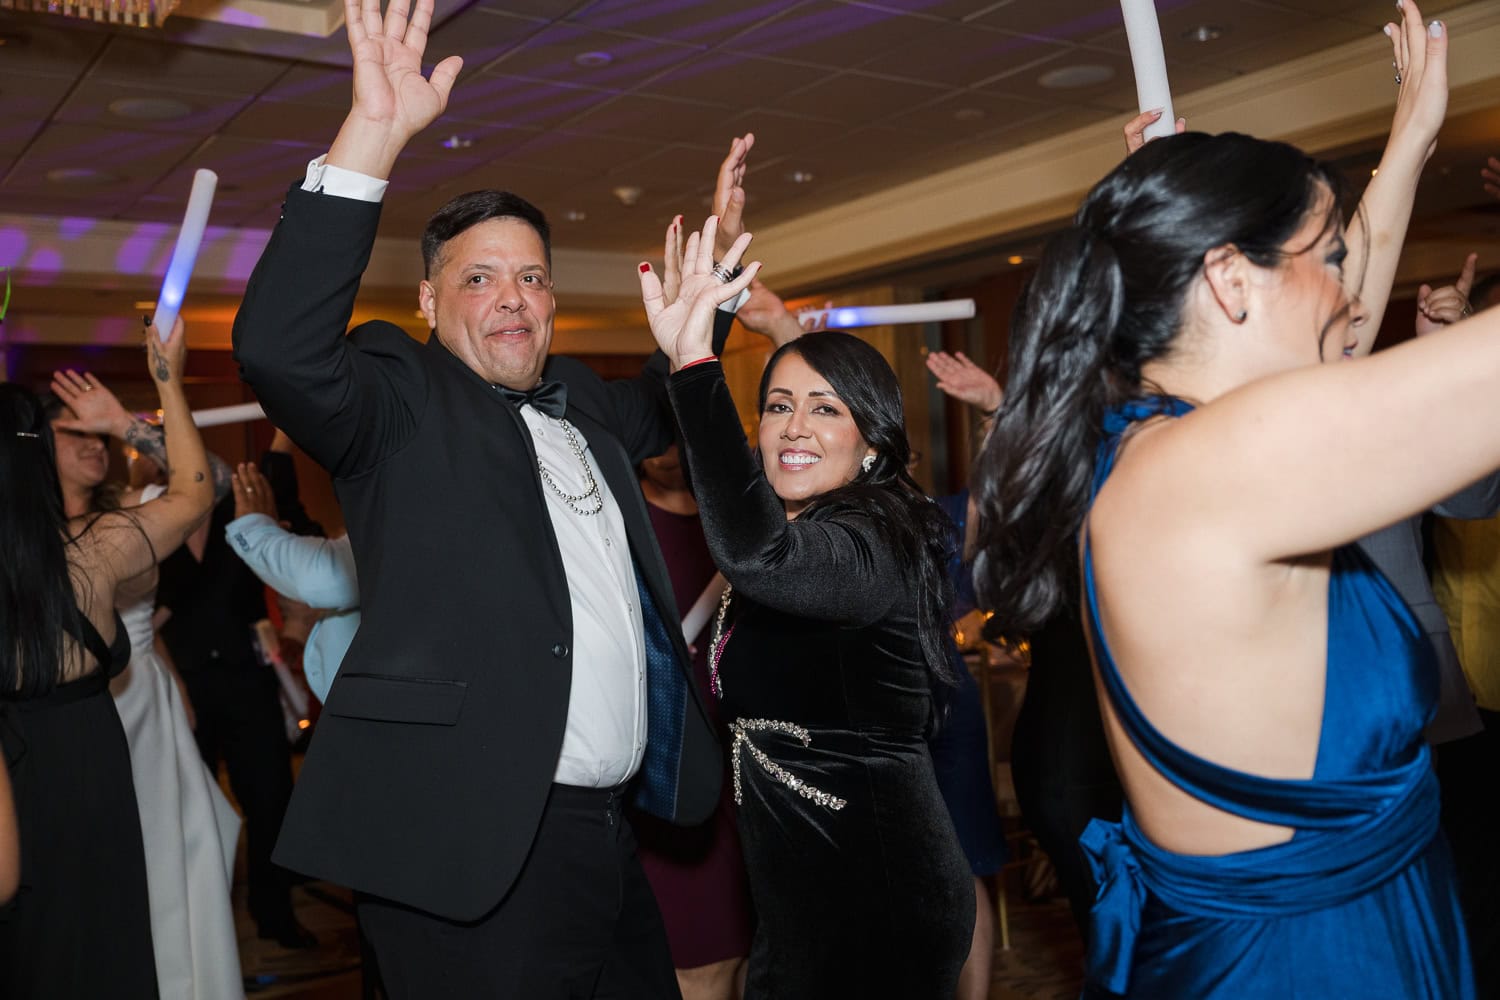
[
  {"left": 49, "top": 368, "right": 232, "bottom": 503},
  {"left": 85, "top": 320, "right": 215, "bottom": 584},
  {"left": 1346, "top": 1, "right": 1448, "bottom": 349}
]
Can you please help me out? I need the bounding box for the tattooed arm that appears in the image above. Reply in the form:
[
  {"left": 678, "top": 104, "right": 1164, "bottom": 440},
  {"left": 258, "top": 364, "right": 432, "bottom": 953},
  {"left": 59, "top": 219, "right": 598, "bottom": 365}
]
[{"left": 50, "top": 368, "right": 234, "bottom": 502}]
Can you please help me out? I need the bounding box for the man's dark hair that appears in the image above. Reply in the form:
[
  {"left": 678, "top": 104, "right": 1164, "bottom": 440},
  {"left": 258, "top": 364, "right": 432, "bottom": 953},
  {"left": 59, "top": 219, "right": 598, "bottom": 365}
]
[{"left": 420, "top": 190, "right": 551, "bottom": 278}]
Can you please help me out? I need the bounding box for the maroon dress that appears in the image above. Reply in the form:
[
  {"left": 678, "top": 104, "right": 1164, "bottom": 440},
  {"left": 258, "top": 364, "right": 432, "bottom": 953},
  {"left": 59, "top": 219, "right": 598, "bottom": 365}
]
[{"left": 632, "top": 502, "right": 754, "bottom": 969}]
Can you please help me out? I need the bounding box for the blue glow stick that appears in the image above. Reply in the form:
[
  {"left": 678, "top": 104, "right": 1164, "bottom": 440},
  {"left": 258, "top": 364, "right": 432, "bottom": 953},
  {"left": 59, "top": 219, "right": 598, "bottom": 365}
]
[{"left": 153, "top": 169, "right": 218, "bottom": 341}]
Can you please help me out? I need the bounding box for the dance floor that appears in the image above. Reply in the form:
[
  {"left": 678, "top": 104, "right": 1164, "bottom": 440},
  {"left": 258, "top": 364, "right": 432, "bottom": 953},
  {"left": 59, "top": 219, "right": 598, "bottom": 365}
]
[{"left": 234, "top": 876, "right": 1085, "bottom": 999}]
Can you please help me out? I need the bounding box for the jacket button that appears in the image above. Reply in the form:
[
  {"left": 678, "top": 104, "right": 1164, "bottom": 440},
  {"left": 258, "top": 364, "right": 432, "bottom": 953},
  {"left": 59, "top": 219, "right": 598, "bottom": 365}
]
[{"left": 551, "top": 643, "right": 568, "bottom": 659}]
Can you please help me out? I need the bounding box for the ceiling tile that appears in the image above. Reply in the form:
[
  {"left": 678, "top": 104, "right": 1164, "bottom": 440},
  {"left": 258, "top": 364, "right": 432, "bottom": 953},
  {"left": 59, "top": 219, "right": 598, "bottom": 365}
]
[
  {"left": 855, "top": 23, "right": 1064, "bottom": 88},
  {"left": 724, "top": 2, "right": 942, "bottom": 66},
  {"left": 404, "top": 119, "right": 544, "bottom": 165},
  {"left": 637, "top": 53, "right": 830, "bottom": 105},
  {"left": 499, "top": 130, "right": 665, "bottom": 174},
  {"left": 1152, "top": 2, "right": 1369, "bottom": 75},
  {"left": 0, "top": 70, "right": 75, "bottom": 123},
  {"left": 0, "top": 19, "right": 111, "bottom": 77},
  {"left": 603, "top": 143, "right": 743, "bottom": 192},
  {"left": 970, "top": 0, "right": 1126, "bottom": 41},
  {"left": 770, "top": 73, "right": 951, "bottom": 125},
  {"left": 483, "top": 23, "right": 700, "bottom": 88},
  {"left": 55, "top": 81, "right": 248, "bottom": 135},
  {"left": 219, "top": 98, "right": 351, "bottom": 144},
  {"left": 471, "top": 0, "right": 591, "bottom": 16},
  {"left": 974, "top": 44, "right": 1238, "bottom": 112},
  {"left": 880, "top": 89, "right": 1055, "bottom": 139},
  {"left": 149, "top": 137, "right": 321, "bottom": 201},
  {"left": 86, "top": 34, "right": 287, "bottom": 97},
  {"left": 424, "top": 9, "right": 547, "bottom": 69},
  {"left": 441, "top": 73, "right": 609, "bottom": 130},
  {"left": 8, "top": 124, "right": 200, "bottom": 184},
  {"left": 566, "top": 0, "right": 794, "bottom": 47},
  {"left": 566, "top": 94, "right": 734, "bottom": 142},
  {"left": 837, "top": 0, "right": 1008, "bottom": 19},
  {"left": 721, "top": 109, "right": 852, "bottom": 159},
  {"left": 258, "top": 66, "right": 355, "bottom": 108}
]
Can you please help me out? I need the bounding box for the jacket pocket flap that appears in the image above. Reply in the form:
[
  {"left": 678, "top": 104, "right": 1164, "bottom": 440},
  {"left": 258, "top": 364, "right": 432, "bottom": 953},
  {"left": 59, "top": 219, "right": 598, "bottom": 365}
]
[{"left": 327, "top": 673, "right": 468, "bottom": 726}]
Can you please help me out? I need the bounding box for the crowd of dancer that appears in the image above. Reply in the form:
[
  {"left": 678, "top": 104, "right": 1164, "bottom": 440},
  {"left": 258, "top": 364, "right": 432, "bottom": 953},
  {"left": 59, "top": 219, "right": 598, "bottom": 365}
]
[{"left": 3, "top": 0, "right": 1500, "bottom": 996}]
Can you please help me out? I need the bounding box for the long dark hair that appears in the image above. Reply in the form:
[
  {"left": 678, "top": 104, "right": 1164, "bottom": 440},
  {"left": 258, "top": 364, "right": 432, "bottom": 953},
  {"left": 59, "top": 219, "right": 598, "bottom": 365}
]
[
  {"left": 759, "top": 332, "right": 957, "bottom": 689},
  {"left": 973, "top": 132, "right": 1348, "bottom": 633},
  {"left": 1, "top": 384, "right": 83, "bottom": 697}
]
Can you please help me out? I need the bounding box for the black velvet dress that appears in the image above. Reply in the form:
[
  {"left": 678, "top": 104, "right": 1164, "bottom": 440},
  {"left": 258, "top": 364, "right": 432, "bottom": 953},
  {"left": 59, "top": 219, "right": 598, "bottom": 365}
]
[{"left": 669, "top": 363, "right": 974, "bottom": 999}]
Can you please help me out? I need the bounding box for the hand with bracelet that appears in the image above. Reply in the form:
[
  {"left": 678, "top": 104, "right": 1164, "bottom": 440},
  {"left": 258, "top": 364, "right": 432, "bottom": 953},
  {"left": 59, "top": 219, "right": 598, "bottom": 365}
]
[{"left": 640, "top": 216, "right": 759, "bottom": 369}]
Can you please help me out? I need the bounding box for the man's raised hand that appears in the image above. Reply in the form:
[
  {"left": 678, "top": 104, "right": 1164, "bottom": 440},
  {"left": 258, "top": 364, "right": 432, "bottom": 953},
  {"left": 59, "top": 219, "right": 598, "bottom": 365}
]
[{"left": 328, "top": 0, "right": 464, "bottom": 179}]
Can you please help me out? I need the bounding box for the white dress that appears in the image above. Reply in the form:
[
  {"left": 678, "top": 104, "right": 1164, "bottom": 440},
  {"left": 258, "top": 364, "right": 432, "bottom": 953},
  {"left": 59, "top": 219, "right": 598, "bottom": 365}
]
[{"left": 112, "top": 484, "right": 245, "bottom": 999}]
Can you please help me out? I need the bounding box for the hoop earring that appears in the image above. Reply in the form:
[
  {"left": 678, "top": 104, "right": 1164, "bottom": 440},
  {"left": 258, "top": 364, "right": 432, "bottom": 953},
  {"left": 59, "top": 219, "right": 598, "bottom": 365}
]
[{"left": 861, "top": 454, "right": 875, "bottom": 473}]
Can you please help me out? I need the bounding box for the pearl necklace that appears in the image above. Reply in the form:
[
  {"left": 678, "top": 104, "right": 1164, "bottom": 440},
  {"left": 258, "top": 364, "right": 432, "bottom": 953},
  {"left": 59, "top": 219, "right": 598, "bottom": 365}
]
[
  {"left": 536, "top": 418, "right": 604, "bottom": 516},
  {"left": 709, "top": 584, "right": 734, "bottom": 697}
]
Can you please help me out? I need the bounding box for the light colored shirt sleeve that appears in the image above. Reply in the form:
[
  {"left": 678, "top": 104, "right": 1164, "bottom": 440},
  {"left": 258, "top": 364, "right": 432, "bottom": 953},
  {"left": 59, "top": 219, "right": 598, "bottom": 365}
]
[
  {"left": 225, "top": 513, "right": 360, "bottom": 611},
  {"left": 301, "top": 154, "right": 388, "bottom": 203},
  {"left": 303, "top": 612, "right": 361, "bottom": 705}
]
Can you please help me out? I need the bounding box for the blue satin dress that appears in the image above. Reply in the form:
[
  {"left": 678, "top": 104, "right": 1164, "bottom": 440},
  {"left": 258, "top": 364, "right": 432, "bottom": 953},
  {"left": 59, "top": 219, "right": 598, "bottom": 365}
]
[{"left": 1079, "top": 397, "right": 1474, "bottom": 999}]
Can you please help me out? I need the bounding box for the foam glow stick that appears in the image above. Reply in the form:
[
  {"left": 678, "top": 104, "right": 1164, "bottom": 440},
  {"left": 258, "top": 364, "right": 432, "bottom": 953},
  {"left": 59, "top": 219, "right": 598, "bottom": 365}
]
[
  {"left": 152, "top": 169, "right": 218, "bottom": 342},
  {"left": 192, "top": 402, "right": 266, "bottom": 428},
  {"left": 1120, "top": 0, "right": 1176, "bottom": 141},
  {"left": 682, "top": 573, "right": 728, "bottom": 644},
  {"left": 798, "top": 299, "right": 977, "bottom": 330}
]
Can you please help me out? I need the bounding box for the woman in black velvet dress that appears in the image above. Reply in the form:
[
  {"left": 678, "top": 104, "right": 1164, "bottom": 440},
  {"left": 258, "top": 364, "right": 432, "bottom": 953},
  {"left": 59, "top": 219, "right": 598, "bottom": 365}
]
[{"left": 639, "top": 219, "right": 975, "bottom": 998}]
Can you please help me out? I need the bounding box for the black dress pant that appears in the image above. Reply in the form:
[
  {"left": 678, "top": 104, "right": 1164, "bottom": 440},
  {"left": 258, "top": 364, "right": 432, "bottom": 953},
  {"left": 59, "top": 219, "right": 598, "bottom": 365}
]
[
  {"left": 1437, "top": 707, "right": 1500, "bottom": 1000},
  {"left": 182, "top": 663, "right": 298, "bottom": 930},
  {"left": 357, "top": 784, "right": 680, "bottom": 1000}
]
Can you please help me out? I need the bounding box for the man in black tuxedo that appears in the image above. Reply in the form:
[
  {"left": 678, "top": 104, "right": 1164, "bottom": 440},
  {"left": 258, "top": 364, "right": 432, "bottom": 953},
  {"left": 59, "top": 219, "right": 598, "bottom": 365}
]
[{"left": 231, "top": 0, "right": 765, "bottom": 993}]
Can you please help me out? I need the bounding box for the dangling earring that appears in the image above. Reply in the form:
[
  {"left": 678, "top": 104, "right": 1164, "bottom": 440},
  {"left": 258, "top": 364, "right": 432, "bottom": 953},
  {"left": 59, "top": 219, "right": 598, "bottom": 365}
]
[
  {"left": 861, "top": 454, "right": 875, "bottom": 473},
  {"left": 1234, "top": 309, "right": 1248, "bottom": 323}
]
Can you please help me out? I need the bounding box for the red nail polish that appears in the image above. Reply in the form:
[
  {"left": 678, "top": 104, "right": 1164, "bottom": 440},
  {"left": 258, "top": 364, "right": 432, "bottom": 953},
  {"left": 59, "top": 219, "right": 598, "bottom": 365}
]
[{"left": 639, "top": 263, "right": 651, "bottom": 273}]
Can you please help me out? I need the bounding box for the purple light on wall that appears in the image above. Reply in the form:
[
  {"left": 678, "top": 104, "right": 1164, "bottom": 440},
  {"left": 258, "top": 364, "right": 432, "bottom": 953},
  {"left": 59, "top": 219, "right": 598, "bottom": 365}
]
[
  {"left": 0, "top": 227, "right": 28, "bottom": 267},
  {"left": 215, "top": 7, "right": 267, "bottom": 28},
  {"left": 226, "top": 231, "right": 272, "bottom": 282},
  {"left": 88, "top": 316, "right": 144, "bottom": 346},
  {"left": 116, "top": 228, "right": 174, "bottom": 276},
  {"left": 59, "top": 217, "right": 98, "bottom": 241},
  {"left": 24, "top": 247, "right": 62, "bottom": 285}
]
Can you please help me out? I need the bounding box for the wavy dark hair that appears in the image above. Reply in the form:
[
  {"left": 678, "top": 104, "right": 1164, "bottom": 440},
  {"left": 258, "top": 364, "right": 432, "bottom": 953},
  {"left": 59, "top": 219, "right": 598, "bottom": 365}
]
[
  {"left": 759, "top": 332, "right": 957, "bottom": 691},
  {"left": 973, "top": 132, "right": 1352, "bottom": 633},
  {"left": 1, "top": 384, "right": 84, "bottom": 697}
]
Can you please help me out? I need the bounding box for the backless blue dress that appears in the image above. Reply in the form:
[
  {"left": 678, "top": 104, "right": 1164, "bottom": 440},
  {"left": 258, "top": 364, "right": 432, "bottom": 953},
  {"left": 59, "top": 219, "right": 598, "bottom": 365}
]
[{"left": 1079, "top": 397, "right": 1474, "bottom": 998}]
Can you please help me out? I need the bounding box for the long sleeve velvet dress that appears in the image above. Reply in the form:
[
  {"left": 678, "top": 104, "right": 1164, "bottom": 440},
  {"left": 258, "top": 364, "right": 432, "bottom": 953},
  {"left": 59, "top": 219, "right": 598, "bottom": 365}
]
[{"left": 668, "top": 362, "right": 974, "bottom": 999}]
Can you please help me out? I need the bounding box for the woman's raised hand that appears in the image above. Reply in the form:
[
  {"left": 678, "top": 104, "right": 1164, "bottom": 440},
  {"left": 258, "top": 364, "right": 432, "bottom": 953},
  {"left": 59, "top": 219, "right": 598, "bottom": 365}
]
[
  {"left": 1384, "top": 0, "right": 1448, "bottom": 163},
  {"left": 640, "top": 216, "right": 759, "bottom": 370}
]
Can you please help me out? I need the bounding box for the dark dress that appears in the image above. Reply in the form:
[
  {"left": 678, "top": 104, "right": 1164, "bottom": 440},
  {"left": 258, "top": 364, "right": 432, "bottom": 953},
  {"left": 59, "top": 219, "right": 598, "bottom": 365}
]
[
  {"left": 1080, "top": 398, "right": 1474, "bottom": 998},
  {"left": 0, "top": 610, "right": 159, "bottom": 999},
  {"left": 632, "top": 503, "right": 754, "bottom": 969},
  {"left": 668, "top": 363, "right": 974, "bottom": 999}
]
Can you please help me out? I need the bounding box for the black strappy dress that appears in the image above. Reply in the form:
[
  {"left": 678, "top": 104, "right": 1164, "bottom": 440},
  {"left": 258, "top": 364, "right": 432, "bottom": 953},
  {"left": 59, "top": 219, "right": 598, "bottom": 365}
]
[{"left": 0, "top": 610, "right": 160, "bottom": 998}]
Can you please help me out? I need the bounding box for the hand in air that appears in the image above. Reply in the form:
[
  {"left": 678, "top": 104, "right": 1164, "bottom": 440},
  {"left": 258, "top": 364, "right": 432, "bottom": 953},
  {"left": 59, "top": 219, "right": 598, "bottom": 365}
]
[
  {"left": 1383, "top": 0, "right": 1448, "bottom": 163},
  {"left": 1415, "top": 252, "right": 1478, "bottom": 335},
  {"left": 640, "top": 217, "right": 759, "bottom": 369},
  {"left": 232, "top": 462, "right": 279, "bottom": 522},
  {"left": 925, "top": 351, "right": 1003, "bottom": 413},
  {"left": 49, "top": 370, "right": 131, "bottom": 436},
  {"left": 1122, "top": 109, "right": 1186, "bottom": 155},
  {"left": 712, "top": 134, "right": 755, "bottom": 261}
]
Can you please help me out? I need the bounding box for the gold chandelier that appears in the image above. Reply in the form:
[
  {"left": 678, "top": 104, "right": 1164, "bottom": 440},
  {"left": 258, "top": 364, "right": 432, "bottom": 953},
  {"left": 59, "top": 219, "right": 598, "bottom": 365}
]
[{"left": 0, "top": 0, "right": 179, "bottom": 28}]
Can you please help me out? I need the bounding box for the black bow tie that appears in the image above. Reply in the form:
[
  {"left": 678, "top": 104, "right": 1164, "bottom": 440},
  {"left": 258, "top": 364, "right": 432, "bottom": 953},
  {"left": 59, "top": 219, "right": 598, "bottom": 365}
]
[{"left": 497, "top": 380, "right": 568, "bottom": 419}]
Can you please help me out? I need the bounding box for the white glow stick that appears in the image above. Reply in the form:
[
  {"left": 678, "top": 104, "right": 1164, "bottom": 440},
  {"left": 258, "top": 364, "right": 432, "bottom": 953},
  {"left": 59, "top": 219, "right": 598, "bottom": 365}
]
[
  {"left": 192, "top": 402, "right": 266, "bottom": 428},
  {"left": 152, "top": 169, "right": 218, "bottom": 342},
  {"left": 682, "top": 572, "right": 728, "bottom": 644},
  {"left": 799, "top": 299, "right": 976, "bottom": 330},
  {"left": 1121, "top": 0, "right": 1176, "bottom": 141}
]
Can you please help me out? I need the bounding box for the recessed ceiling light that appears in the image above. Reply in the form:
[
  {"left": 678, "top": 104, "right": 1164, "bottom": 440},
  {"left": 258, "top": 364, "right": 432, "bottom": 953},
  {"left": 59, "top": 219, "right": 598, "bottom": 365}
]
[
  {"left": 612, "top": 185, "right": 642, "bottom": 206},
  {"left": 45, "top": 167, "right": 117, "bottom": 185},
  {"left": 440, "top": 134, "right": 474, "bottom": 150},
  {"left": 1184, "top": 25, "right": 1224, "bottom": 43},
  {"left": 574, "top": 51, "right": 613, "bottom": 68},
  {"left": 563, "top": 209, "right": 587, "bottom": 222},
  {"left": 953, "top": 107, "right": 986, "bottom": 122},
  {"left": 108, "top": 96, "right": 193, "bottom": 121},
  {"left": 785, "top": 170, "right": 814, "bottom": 184},
  {"left": 1037, "top": 64, "right": 1114, "bottom": 89}
]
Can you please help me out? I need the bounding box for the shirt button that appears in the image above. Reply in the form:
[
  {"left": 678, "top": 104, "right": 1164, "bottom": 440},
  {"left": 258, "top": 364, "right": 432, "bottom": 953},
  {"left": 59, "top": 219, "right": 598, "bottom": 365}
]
[
  {"left": 551, "top": 642, "right": 568, "bottom": 659},
  {"left": 604, "top": 537, "right": 612, "bottom": 547}
]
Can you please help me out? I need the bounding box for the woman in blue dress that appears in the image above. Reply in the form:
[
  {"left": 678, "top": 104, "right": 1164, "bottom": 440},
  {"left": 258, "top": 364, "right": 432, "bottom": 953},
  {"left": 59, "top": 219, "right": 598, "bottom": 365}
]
[{"left": 971, "top": 3, "right": 1475, "bottom": 997}]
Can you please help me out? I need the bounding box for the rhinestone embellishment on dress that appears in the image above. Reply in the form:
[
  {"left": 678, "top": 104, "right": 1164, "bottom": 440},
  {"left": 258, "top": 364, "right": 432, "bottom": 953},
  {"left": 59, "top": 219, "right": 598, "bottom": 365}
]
[{"left": 730, "top": 718, "right": 847, "bottom": 811}]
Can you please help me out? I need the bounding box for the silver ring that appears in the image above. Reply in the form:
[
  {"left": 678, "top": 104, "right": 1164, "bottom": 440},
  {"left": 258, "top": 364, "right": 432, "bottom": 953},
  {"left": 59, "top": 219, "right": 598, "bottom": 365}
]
[
  {"left": 1394, "top": 71, "right": 1402, "bottom": 85},
  {"left": 245, "top": 487, "right": 255, "bottom": 493},
  {"left": 710, "top": 264, "right": 734, "bottom": 284},
  {"left": 84, "top": 384, "right": 95, "bottom": 391}
]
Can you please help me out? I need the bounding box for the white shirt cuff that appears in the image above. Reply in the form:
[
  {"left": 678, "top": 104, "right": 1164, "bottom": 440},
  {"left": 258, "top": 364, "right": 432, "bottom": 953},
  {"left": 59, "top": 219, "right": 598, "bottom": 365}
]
[{"left": 301, "top": 154, "right": 389, "bottom": 203}]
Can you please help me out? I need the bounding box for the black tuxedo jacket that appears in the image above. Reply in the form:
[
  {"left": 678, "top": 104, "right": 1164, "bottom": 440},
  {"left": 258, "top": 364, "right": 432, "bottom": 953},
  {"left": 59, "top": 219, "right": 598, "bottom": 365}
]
[{"left": 232, "top": 185, "right": 723, "bottom": 920}]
